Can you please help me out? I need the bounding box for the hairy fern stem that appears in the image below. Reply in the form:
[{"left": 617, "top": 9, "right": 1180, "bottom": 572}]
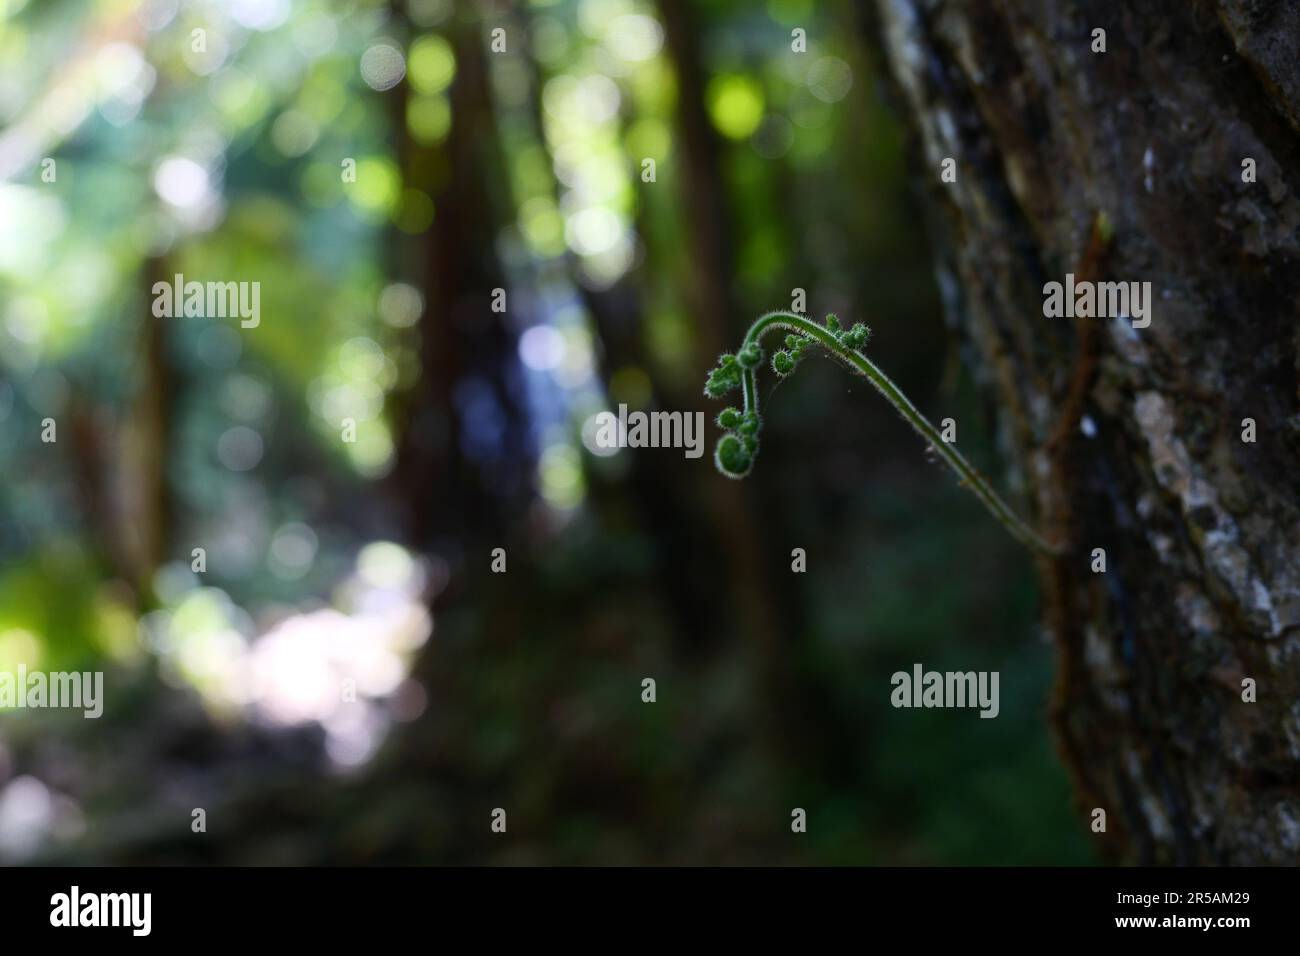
[{"left": 705, "top": 310, "right": 1063, "bottom": 557}]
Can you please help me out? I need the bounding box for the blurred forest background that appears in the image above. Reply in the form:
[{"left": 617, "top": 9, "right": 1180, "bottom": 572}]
[{"left": 0, "top": 0, "right": 1093, "bottom": 864}]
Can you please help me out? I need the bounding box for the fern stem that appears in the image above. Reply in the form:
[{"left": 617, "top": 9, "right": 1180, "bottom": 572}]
[{"left": 739, "top": 311, "right": 1063, "bottom": 557}]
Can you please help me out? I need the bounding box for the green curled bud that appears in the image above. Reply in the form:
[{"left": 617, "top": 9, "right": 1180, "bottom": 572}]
[
  {"left": 717, "top": 406, "right": 742, "bottom": 429},
  {"left": 704, "top": 371, "right": 738, "bottom": 398},
  {"left": 704, "top": 353, "right": 743, "bottom": 397},
  {"left": 772, "top": 350, "right": 796, "bottom": 376},
  {"left": 842, "top": 323, "right": 871, "bottom": 350},
  {"left": 714, "top": 433, "right": 753, "bottom": 478},
  {"left": 738, "top": 411, "right": 760, "bottom": 436},
  {"left": 736, "top": 342, "right": 764, "bottom": 369},
  {"left": 784, "top": 334, "right": 802, "bottom": 350},
  {"left": 824, "top": 313, "right": 841, "bottom": 333}
]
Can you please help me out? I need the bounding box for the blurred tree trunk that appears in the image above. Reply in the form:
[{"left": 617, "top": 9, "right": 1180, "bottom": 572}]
[
  {"left": 390, "top": 9, "right": 532, "bottom": 557},
  {"left": 870, "top": 0, "right": 1300, "bottom": 863},
  {"left": 68, "top": 256, "right": 175, "bottom": 607},
  {"left": 657, "top": 0, "right": 733, "bottom": 364}
]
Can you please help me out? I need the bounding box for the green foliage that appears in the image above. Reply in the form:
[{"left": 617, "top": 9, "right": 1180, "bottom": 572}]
[{"left": 0, "top": 544, "right": 124, "bottom": 673}]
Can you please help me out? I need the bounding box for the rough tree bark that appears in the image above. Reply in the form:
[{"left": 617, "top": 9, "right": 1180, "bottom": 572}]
[{"left": 870, "top": 0, "right": 1300, "bottom": 863}]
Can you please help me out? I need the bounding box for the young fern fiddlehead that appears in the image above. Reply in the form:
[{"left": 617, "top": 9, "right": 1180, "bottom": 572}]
[{"left": 704, "top": 311, "right": 1064, "bottom": 557}]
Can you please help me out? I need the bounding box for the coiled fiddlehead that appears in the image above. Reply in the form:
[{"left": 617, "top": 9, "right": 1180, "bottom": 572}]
[{"left": 704, "top": 311, "right": 1063, "bottom": 557}]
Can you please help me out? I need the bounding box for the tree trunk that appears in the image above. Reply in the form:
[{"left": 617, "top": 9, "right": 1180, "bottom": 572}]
[
  {"left": 390, "top": 8, "right": 533, "bottom": 556},
  {"left": 870, "top": 0, "right": 1300, "bottom": 863}
]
